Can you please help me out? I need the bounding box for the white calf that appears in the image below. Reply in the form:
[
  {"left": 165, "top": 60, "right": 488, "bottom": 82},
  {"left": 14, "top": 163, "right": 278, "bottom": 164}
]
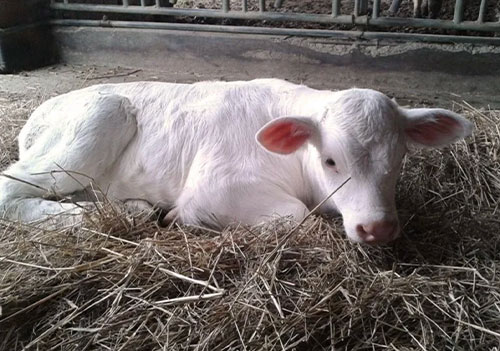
[{"left": 0, "top": 79, "right": 472, "bottom": 244}]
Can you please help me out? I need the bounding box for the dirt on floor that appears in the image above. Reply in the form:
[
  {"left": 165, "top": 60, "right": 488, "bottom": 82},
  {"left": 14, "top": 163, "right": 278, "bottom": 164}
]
[{"left": 1, "top": 63, "right": 499, "bottom": 109}]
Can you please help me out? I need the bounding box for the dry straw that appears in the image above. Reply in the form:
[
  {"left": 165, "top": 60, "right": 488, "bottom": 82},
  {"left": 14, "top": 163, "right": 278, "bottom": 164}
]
[{"left": 0, "top": 93, "right": 499, "bottom": 350}]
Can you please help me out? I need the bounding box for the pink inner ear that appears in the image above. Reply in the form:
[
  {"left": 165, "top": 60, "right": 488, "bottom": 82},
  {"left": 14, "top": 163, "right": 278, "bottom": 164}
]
[
  {"left": 259, "top": 121, "right": 311, "bottom": 154},
  {"left": 406, "top": 115, "right": 461, "bottom": 146}
]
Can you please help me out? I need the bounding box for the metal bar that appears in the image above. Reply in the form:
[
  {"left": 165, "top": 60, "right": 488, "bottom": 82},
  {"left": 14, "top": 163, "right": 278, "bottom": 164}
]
[
  {"left": 353, "top": 0, "right": 368, "bottom": 16},
  {"left": 140, "top": 0, "right": 146, "bottom": 6},
  {"left": 274, "top": 0, "right": 283, "bottom": 9},
  {"left": 332, "top": 0, "right": 340, "bottom": 17},
  {"left": 123, "top": 0, "right": 129, "bottom": 6},
  {"left": 49, "top": 4, "right": 354, "bottom": 24},
  {"left": 373, "top": 0, "right": 380, "bottom": 18},
  {"left": 389, "top": 0, "right": 401, "bottom": 14},
  {"left": 477, "top": 0, "right": 487, "bottom": 23},
  {"left": 242, "top": 0, "right": 247, "bottom": 12},
  {"left": 49, "top": 3, "right": 500, "bottom": 32},
  {"left": 222, "top": 0, "right": 230, "bottom": 12},
  {"left": 453, "top": 0, "right": 464, "bottom": 24},
  {"left": 63, "top": 0, "right": 68, "bottom": 3},
  {"left": 359, "top": 0, "right": 368, "bottom": 15},
  {"left": 369, "top": 16, "right": 500, "bottom": 31},
  {"left": 155, "top": 0, "right": 160, "bottom": 6},
  {"left": 50, "top": 19, "right": 500, "bottom": 45},
  {"left": 259, "top": 0, "right": 265, "bottom": 12}
]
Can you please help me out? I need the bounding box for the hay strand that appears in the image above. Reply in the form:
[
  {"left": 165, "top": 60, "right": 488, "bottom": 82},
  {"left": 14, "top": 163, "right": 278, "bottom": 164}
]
[{"left": 0, "top": 91, "right": 499, "bottom": 350}]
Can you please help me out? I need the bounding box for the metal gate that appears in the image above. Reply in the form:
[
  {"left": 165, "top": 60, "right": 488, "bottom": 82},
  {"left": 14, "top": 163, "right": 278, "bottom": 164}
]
[{"left": 50, "top": 0, "right": 500, "bottom": 38}]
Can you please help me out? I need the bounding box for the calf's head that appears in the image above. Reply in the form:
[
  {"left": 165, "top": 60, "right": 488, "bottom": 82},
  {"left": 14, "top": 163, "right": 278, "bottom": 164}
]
[{"left": 257, "top": 89, "right": 473, "bottom": 245}]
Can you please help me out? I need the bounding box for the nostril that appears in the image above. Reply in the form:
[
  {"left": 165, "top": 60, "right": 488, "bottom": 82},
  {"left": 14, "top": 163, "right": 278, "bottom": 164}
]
[
  {"left": 356, "top": 224, "right": 376, "bottom": 242},
  {"left": 357, "top": 220, "right": 399, "bottom": 243},
  {"left": 356, "top": 224, "right": 365, "bottom": 235},
  {"left": 356, "top": 224, "right": 368, "bottom": 237},
  {"left": 362, "top": 223, "right": 376, "bottom": 235}
]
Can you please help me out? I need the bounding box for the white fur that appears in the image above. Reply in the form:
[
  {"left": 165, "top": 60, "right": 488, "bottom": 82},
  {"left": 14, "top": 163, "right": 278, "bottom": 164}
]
[{"left": 0, "top": 79, "right": 473, "bottom": 242}]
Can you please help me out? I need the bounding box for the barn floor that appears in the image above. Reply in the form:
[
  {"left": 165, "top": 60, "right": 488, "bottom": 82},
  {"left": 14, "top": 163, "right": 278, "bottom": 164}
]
[
  {"left": 1, "top": 61, "right": 499, "bottom": 108},
  {"left": 1, "top": 63, "right": 499, "bottom": 350}
]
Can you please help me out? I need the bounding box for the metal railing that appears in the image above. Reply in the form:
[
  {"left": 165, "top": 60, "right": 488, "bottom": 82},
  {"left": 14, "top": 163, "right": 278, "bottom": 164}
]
[{"left": 50, "top": 0, "right": 500, "bottom": 34}]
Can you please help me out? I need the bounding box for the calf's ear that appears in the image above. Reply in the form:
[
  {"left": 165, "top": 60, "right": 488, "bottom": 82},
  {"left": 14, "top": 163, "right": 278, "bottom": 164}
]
[
  {"left": 256, "top": 117, "right": 319, "bottom": 155},
  {"left": 403, "top": 108, "right": 473, "bottom": 148}
]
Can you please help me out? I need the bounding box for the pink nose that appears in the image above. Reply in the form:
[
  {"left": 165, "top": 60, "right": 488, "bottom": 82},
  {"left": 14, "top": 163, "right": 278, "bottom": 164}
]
[{"left": 356, "top": 220, "right": 399, "bottom": 244}]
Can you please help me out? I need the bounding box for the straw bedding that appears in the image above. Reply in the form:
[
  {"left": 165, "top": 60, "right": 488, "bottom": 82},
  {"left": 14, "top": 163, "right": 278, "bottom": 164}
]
[{"left": 0, "top": 91, "right": 499, "bottom": 350}]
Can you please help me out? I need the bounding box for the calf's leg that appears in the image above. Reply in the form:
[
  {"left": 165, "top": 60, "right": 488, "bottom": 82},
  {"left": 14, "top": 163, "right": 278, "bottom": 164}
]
[
  {"left": 171, "top": 182, "right": 309, "bottom": 228},
  {"left": 0, "top": 92, "right": 137, "bottom": 226}
]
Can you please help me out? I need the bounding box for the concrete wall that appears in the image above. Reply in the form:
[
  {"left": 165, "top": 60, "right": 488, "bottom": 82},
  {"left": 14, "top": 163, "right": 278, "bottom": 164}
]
[{"left": 52, "top": 26, "right": 500, "bottom": 108}]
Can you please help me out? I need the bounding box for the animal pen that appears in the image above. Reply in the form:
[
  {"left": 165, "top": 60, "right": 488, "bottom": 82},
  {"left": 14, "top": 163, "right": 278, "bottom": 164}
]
[
  {"left": 48, "top": 0, "right": 499, "bottom": 34},
  {"left": 0, "top": 0, "right": 500, "bottom": 350},
  {"left": 1, "top": 0, "right": 500, "bottom": 73}
]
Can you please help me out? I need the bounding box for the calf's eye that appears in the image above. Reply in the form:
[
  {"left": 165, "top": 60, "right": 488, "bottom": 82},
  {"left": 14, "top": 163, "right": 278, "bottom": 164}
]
[{"left": 325, "top": 158, "right": 336, "bottom": 167}]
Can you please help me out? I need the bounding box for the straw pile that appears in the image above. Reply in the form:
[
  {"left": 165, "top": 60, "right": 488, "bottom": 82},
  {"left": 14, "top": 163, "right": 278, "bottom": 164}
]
[{"left": 0, "top": 92, "right": 499, "bottom": 350}]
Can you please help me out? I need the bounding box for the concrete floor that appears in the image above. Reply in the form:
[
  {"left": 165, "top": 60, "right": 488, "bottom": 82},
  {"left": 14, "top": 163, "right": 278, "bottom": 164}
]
[
  {"left": 1, "top": 26, "right": 499, "bottom": 110},
  {"left": 0, "top": 60, "right": 498, "bottom": 113}
]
